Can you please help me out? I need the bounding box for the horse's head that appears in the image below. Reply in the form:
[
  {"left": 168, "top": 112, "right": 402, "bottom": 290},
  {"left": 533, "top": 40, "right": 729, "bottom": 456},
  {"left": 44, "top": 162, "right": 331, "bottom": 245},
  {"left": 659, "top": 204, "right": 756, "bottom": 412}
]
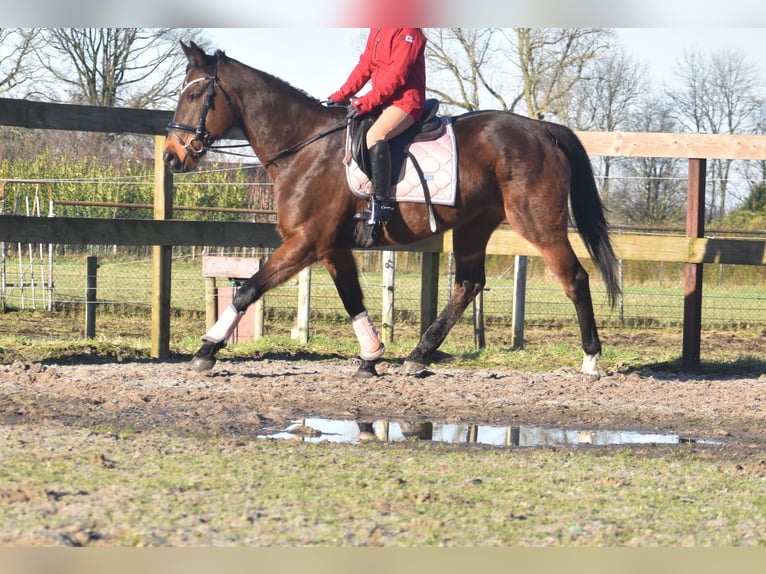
[{"left": 163, "top": 41, "right": 238, "bottom": 173}]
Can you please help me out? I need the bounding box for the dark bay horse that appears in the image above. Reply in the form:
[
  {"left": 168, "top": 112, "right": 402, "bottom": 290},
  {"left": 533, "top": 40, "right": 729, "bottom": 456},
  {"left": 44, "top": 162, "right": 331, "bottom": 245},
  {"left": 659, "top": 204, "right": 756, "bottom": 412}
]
[{"left": 164, "top": 41, "right": 620, "bottom": 377}]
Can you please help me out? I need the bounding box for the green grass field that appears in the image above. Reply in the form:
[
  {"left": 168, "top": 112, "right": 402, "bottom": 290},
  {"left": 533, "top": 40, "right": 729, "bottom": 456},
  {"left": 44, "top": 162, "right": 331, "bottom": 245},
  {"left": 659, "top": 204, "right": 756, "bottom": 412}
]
[
  {"left": 3, "top": 254, "right": 765, "bottom": 331},
  {"left": 1, "top": 252, "right": 764, "bottom": 375},
  {"left": 2, "top": 424, "right": 765, "bottom": 546}
]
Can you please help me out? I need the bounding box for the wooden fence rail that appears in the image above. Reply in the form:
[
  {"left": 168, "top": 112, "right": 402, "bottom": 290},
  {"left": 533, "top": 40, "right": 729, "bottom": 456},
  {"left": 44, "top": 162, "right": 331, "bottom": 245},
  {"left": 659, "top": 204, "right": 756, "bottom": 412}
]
[
  {"left": 2, "top": 97, "right": 766, "bottom": 371},
  {"left": 2, "top": 214, "right": 765, "bottom": 265}
]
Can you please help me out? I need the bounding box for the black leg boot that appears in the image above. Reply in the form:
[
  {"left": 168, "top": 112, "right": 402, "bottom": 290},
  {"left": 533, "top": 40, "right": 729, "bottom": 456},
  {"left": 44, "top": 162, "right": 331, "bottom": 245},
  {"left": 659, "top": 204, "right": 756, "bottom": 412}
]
[{"left": 354, "top": 140, "right": 394, "bottom": 227}]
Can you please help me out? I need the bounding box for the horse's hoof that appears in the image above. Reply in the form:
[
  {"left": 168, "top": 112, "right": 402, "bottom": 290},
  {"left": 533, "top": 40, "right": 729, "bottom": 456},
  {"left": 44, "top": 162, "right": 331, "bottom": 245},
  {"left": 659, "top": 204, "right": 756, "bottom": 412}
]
[
  {"left": 580, "top": 353, "right": 601, "bottom": 380},
  {"left": 190, "top": 355, "right": 216, "bottom": 372},
  {"left": 402, "top": 359, "right": 430, "bottom": 377},
  {"left": 353, "top": 359, "right": 378, "bottom": 379}
]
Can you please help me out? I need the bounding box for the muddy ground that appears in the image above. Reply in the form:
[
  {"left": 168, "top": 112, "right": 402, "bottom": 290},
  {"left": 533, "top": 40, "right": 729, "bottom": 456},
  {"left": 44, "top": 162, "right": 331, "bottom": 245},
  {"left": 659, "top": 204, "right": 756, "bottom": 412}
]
[{"left": 1, "top": 350, "right": 764, "bottom": 450}]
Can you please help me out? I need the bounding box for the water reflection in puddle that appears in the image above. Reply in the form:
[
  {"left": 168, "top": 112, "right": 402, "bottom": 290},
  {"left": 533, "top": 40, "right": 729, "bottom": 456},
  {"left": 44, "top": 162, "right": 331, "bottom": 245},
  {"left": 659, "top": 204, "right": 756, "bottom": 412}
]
[{"left": 260, "top": 418, "right": 725, "bottom": 448}]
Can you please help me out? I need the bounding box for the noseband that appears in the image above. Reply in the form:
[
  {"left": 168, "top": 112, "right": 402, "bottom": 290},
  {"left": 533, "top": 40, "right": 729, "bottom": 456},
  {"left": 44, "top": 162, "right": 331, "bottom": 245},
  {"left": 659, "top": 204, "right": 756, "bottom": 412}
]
[{"left": 166, "top": 53, "right": 233, "bottom": 159}]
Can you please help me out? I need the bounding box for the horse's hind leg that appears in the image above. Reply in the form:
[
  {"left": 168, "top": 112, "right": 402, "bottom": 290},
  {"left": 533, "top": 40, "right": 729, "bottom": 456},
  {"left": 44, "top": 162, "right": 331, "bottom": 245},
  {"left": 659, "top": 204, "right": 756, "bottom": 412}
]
[
  {"left": 537, "top": 241, "right": 602, "bottom": 376},
  {"left": 403, "top": 279, "right": 483, "bottom": 374},
  {"left": 403, "top": 222, "right": 494, "bottom": 374}
]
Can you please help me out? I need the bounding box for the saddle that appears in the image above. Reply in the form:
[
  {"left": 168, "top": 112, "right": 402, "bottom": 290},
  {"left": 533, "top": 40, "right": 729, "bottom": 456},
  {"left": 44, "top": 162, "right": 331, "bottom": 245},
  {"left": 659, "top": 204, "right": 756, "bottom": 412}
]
[
  {"left": 343, "top": 101, "right": 457, "bottom": 234},
  {"left": 348, "top": 99, "right": 444, "bottom": 178}
]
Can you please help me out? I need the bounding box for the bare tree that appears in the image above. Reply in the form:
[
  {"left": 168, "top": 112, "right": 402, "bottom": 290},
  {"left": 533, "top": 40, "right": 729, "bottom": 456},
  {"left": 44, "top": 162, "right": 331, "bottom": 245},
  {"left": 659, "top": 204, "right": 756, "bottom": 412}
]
[
  {"left": 424, "top": 28, "right": 613, "bottom": 119},
  {"left": 568, "top": 46, "right": 646, "bottom": 132},
  {"left": 0, "top": 29, "right": 41, "bottom": 97},
  {"left": 510, "top": 28, "right": 613, "bottom": 120},
  {"left": 425, "top": 28, "right": 510, "bottom": 112},
  {"left": 567, "top": 45, "right": 647, "bottom": 206},
  {"left": 36, "top": 28, "right": 207, "bottom": 109},
  {"left": 611, "top": 98, "right": 687, "bottom": 225},
  {"left": 668, "top": 48, "right": 764, "bottom": 220}
]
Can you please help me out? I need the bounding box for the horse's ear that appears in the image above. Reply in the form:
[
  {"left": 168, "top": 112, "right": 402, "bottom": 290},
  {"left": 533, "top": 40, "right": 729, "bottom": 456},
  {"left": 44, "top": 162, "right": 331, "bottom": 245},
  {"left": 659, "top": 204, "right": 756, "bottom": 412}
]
[{"left": 181, "top": 41, "right": 207, "bottom": 68}]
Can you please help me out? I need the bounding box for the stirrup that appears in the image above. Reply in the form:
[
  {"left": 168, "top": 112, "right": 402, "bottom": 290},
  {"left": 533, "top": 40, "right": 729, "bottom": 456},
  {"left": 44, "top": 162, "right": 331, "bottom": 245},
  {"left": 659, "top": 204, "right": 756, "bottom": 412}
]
[
  {"left": 354, "top": 208, "right": 373, "bottom": 222},
  {"left": 356, "top": 198, "right": 393, "bottom": 226}
]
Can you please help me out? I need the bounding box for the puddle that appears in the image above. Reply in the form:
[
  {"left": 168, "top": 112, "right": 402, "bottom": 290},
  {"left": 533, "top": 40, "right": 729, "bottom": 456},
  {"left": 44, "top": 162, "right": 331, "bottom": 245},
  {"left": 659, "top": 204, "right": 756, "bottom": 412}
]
[{"left": 260, "top": 418, "right": 725, "bottom": 448}]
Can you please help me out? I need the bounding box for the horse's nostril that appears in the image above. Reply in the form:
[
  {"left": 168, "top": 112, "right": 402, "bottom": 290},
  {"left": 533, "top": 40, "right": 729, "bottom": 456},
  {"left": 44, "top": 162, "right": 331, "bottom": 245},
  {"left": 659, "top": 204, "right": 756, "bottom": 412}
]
[{"left": 163, "top": 151, "right": 179, "bottom": 171}]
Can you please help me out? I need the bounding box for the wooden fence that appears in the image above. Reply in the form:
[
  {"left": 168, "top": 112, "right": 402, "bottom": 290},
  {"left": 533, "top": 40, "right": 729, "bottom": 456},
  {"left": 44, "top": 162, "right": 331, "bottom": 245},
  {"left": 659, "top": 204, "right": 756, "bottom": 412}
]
[{"left": 1, "top": 97, "right": 765, "bottom": 371}]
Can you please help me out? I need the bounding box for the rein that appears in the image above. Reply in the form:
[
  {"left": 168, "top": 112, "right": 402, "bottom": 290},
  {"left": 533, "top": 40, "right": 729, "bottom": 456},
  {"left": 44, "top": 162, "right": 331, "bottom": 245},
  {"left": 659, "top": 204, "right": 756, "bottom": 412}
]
[
  {"left": 257, "top": 121, "right": 346, "bottom": 166},
  {"left": 168, "top": 56, "right": 346, "bottom": 165}
]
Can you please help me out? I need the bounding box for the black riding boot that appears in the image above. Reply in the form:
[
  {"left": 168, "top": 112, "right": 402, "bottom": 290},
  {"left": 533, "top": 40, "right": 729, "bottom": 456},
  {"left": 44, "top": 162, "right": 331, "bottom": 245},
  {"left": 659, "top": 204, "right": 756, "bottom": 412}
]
[{"left": 355, "top": 140, "right": 394, "bottom": 226}]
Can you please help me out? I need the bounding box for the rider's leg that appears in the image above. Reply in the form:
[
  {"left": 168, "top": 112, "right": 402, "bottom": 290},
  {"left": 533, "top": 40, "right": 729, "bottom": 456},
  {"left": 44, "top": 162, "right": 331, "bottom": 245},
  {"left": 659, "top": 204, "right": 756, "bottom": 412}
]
[{"left": 355, "top": 106, "right": 415, "bottom": 225}]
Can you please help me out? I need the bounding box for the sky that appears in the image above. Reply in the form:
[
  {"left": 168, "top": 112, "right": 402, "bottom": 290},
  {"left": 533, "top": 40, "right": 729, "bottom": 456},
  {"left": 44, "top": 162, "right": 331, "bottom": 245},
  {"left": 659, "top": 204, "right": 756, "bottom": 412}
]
[
  {"left": 201, "top": 27, "right": 766, "bottom": 102},
  {"left": 7, "top": 0, "right": 766, "bottom": 28},
  {"left": 4, "top": 1, "right": 765, "bottom": 98},
  {"left": 6, "top": 0, "right": 764, "bottom": 97}
]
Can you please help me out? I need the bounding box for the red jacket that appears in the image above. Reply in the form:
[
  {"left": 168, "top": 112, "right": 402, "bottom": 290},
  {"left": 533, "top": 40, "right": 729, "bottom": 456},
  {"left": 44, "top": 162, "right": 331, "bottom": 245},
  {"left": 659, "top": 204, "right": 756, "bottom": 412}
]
[{"left": 330, "top": 28, "right": 427, "bottom": 121}]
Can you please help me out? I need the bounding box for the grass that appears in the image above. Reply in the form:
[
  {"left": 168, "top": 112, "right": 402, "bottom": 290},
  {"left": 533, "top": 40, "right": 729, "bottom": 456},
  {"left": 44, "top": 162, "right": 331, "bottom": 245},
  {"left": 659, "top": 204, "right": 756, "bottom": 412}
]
[
  {"left": 3, "top": 254, "right": 766, "bottom": 330},
  {"left": 0, "top": 305, "right": 764, "bottom": 376},
  {"left": 1, "top": 270, "right": 765, "bottom": 547},
  {"left": 1, "top": 424, "right": 764, "bottom": 546}
]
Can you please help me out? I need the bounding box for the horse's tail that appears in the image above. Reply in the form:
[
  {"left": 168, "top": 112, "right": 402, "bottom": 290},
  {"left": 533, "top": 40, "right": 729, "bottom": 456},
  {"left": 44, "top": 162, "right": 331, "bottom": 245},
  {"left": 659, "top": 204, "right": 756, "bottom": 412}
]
[{"left": 547, "top": 123, "right": 621, "bottom": 307}]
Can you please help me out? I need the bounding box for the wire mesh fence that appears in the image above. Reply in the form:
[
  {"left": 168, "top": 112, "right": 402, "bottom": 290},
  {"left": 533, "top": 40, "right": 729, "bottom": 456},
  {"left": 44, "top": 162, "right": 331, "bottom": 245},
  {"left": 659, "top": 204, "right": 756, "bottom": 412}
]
[
  {"left": 3, "top": 145, "right": 765, "bottom": 346},
  {"left": 1, "top": 244, "right": 764, "bottom": 345}
]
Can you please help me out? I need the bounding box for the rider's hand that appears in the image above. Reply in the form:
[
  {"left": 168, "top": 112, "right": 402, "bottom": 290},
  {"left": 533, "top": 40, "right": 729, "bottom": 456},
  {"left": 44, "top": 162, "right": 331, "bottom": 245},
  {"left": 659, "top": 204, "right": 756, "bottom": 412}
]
[{"left": 346, "top": 98, "right": 364, "bottom": 119}]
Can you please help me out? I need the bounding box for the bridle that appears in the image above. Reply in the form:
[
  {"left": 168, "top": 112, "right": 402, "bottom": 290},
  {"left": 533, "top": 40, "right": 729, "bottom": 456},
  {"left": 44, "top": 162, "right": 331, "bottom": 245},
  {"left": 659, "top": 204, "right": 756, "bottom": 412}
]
[
  {"left": 166, "top": 52, "right": 234, "bottom": 160},
  {"left": 167, "top": 51, "right": 347, "bottom": 167}
]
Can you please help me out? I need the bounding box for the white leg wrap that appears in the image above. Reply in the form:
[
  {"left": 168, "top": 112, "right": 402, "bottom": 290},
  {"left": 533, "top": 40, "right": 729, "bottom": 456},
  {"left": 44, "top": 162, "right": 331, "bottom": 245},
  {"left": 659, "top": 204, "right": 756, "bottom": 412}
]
[
  {"left": 202, "top": 304, "right": 243, "bottom": 344},
  {"left": 581, "top": 352, "right": 600, "bottom": 376},
  {"left": 351, "top": 311, "right": 385, "bottom": 361}
]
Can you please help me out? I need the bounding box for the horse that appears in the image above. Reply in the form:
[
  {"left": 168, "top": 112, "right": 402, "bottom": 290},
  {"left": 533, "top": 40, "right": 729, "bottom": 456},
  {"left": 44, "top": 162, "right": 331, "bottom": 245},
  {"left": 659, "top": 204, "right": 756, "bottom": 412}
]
[{"left": 163, "top": 41, "right": 620, "bottom": 378}]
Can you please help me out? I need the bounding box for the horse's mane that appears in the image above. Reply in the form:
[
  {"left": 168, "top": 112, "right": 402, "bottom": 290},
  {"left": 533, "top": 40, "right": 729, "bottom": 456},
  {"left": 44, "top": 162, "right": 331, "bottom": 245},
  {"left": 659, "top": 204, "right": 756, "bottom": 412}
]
[{"left": 218, "top": 49, "right": 324, "bottom": 107}]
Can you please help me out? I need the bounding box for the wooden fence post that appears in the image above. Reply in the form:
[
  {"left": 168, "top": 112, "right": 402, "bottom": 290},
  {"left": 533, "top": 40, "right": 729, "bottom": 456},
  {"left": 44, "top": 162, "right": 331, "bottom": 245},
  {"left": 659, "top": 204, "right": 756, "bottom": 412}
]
[
  {"left": 204, "top": 277, "right": 217, "bottom": 331},
  {"left": 151, "top": 135, "right": 173, "bottom": 359},
  {"left": 682, "top": 158, "right": 706, "bottom": 372},
  {"left": 381, "top": 250, "right": 395, "bottom": 344}
]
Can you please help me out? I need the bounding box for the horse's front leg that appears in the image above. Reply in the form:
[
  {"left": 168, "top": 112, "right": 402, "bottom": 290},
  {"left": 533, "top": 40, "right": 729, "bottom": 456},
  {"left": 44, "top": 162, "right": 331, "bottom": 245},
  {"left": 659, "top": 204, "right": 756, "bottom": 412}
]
[
  {"left": 190, "top": 303, "right": 242, "bottom": 372},
  {"left": 190, "top": 238, "right": 316, "bottom": 372},
  {"left": 322, "top": 249, "right": 384, "bottom": 378}
]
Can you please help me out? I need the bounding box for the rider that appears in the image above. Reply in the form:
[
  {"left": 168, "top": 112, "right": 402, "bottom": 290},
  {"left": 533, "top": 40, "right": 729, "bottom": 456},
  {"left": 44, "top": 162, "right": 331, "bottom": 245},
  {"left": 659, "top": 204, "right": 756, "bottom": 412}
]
[{"left": 327, "top": 28, "right": 427, "bottom": 240}]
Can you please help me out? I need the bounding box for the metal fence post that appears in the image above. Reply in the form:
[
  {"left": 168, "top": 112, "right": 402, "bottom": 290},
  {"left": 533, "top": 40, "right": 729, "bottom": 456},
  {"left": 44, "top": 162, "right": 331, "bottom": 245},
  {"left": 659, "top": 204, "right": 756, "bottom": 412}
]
[
  {"left": 512, "top": 255, "right": 527, "bottom": 349},
  {"left": 85, "top": 255, "right": 98, "bottom": 338},
  {"left": 420, "top": 252, "right": 439, "bottom": 335},
  {"left": 381, "top": 250, "right": 395, "bottom": 344},
  {"left": 473, "top": 288, "right": 485, "bottom": 349},
  {"left": 295, "top": 265, "right": 311, "bottom": 344}
]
